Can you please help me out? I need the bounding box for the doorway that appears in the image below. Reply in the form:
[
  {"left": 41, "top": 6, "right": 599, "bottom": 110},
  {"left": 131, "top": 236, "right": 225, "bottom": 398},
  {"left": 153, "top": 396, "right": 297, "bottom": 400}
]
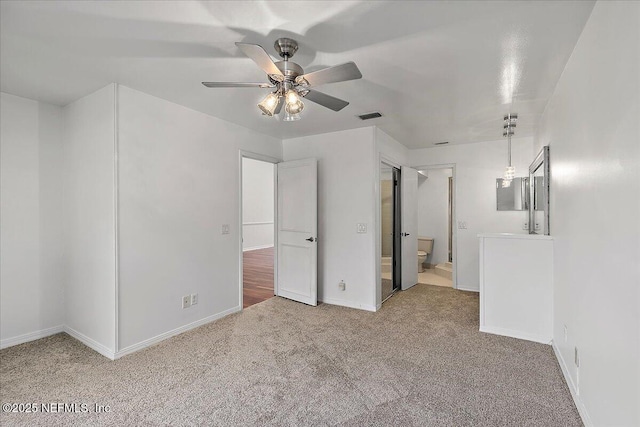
[
  {"left": 241, "top": 157, "right": 276, "bottom": 308},
  {"left": 416, "top": 166, "right": 456, "bottom": 288},
  {"left": 380, "top": 162, "right": 401, "bottom": 302}
]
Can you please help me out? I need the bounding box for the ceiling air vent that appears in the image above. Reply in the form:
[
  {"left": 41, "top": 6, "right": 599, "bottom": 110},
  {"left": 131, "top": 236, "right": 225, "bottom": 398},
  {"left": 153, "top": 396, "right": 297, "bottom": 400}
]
[
  {"left": 434, "top": 141, "right": 449, "bottom": 145},
  {"left": 358, "top": 112, "right": 382, "bottom": 120}
]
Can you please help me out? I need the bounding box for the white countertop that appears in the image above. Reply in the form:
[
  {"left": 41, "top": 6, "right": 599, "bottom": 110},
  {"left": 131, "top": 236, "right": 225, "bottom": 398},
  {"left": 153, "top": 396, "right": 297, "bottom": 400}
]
[{"left": 477, "top": 233, "right": 554, "bottom": 240}]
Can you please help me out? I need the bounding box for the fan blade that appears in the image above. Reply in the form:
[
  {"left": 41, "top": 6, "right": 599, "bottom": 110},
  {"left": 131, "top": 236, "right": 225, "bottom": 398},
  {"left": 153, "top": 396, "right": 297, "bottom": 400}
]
[
  {"left": 296, "top": 62, "right": 362, "bottom": 87},
  {"left": 303, "top": 90, "right": 349, "bottom": 112},
  {"left": 235, "top": 43, "right": 284, "bottom": 81},
  {"left": 202, "top": 82, "right": 274, "bottom": 88}
]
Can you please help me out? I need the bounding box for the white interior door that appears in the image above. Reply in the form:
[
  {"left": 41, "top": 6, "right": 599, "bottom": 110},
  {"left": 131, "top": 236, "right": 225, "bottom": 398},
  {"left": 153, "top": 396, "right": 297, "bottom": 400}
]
[
  {"left": 276, "top": 159, "right": 318, "bottom": 306},
  {"left": 401, "top": 166, "right": 418, "bottom": 290}
]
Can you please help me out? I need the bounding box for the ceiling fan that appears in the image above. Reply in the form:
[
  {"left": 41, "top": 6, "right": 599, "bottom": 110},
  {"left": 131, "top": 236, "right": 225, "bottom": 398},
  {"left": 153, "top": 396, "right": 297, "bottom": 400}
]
[{"left": 202, "top": 38, "right": 362, "bottom": 121}]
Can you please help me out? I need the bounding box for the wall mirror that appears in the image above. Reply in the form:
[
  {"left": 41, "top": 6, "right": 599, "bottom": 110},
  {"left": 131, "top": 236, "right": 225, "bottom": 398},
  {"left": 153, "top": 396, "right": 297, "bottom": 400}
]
[
  {"left": 496, "top": 177, "right": 528, "bottom": 211},
  {"left": 529, "top": 146, "right": 550, "bottom": 235}
]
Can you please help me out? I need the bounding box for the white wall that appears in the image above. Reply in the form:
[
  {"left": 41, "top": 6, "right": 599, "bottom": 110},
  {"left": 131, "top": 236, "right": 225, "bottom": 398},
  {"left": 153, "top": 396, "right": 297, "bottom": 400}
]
[
  {"left": 242, "top": 158, "right": 274, "bottom": 251},
  {"left": 0, "top": 93, "right": 65, "bottom": 347},
  {"left": 534, "top": 2, "right": 639, "bottom": 425},
  {"left": 63, "top": 84, "right": 117, "bottom": 355},
  {"left": 376, "top": 127, "right": 409, "bottom": 166},
  {"left": 283, "top": 127, "right": 377, "bottom": 311},
  {"left": 409, "top": 137, "right": 533, "bottom": 291},
  {"left": 117, "top": 86, "right": 282, "bottom": 351},
  {"left": 417, "top": 168, "right": 452, "bottom": 266}
]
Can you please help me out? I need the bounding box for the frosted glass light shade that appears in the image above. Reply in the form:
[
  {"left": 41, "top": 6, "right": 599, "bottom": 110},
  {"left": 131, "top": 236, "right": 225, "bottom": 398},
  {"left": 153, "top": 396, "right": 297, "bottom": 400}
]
[
  {"left": 284, "top": 89, "right": 304, "bottom": 115},
  {"left": 258, "top": 92, "right": 279, "bottom": 116},
  {"left": 286, "top": 89, "right": 301, "bottom": 104},
  {"left": 283, "top": 110, "right": 301, "bottom": 122}
]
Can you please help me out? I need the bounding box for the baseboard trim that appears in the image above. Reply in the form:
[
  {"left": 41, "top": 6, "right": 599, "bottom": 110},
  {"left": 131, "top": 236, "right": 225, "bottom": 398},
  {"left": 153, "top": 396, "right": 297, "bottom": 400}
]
[
  {"left": 456, "top": 286, "right": 479, "bottom": 293},
  {"left": 114, "top": 306, "right": 242, "bottom": 359},
  {"left": 63, "top": 326, "right": 116, "bottom": 360},
  {"left": 480, "top": 326, "right": 551, "bottom": 345},
  {"left": 319, "top": 298, "right": 377, "bottom": 312},
  {"left": 552, "top": 340, "right": 593, "bottom": 427},
  {"left": 0, "top": 325, "right": 64, "bottom": 350},
  {"left": 243, "top": 245, "right": 274, "bottom": 252}
]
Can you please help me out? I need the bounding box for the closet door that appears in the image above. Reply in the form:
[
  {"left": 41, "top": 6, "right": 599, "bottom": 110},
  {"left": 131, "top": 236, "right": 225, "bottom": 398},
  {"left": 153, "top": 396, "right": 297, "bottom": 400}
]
[{"left": 401, "top": 166, "right": 418, "bottom": 290}]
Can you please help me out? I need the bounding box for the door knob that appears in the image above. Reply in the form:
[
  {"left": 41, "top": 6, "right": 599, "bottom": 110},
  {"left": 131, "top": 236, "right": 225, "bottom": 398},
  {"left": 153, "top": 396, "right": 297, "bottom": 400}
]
[{"left": 306, "top": 237, "right": 316, "bottom": 242}]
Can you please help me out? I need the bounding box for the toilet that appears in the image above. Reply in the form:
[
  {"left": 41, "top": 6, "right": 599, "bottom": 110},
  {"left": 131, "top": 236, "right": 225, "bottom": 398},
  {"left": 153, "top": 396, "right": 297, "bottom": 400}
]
[{"left": 417, "top": 237, "right": 434, "bottom": 273}]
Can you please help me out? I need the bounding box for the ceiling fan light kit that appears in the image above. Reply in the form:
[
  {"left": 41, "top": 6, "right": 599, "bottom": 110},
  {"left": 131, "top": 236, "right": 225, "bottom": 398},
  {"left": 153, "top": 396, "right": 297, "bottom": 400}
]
[
  {"left": 283, "top": 111, "right": 301, "bottom": 122},
  {"left": 202, "top": 38, "right": 362, "bottom": 121},
  {"left": 284, "top": 89, "right": 304, "bottom": 114},
  {"left": 257, "top": 92, "right": 280, "bottom": 116}
]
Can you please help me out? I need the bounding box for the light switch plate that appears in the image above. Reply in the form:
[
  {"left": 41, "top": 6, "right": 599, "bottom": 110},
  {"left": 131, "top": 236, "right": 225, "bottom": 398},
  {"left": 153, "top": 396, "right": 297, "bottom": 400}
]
[
  {"left": 221, "top": 224, "right": 230, "bottom": 234},
  {"left": 357, "top": 223, "right": 367, "bottom": 233}
]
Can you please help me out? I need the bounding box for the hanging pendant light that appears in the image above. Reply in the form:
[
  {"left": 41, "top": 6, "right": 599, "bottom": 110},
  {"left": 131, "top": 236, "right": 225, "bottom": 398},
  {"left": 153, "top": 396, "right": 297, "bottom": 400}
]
[{"left": 502, "top": 113, "right": 518, "bottom": 184}]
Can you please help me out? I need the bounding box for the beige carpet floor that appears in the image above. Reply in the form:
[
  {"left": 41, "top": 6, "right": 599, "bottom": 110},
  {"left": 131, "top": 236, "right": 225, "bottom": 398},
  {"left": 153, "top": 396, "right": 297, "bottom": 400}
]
[{"left": 0, "top": 284, "right": 581, "bottom": 426}]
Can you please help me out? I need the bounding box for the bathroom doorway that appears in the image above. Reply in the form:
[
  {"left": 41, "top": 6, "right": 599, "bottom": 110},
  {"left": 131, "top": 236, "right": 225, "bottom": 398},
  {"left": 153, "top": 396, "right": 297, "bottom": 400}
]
[
  {"left": 381, "top": 162, "right": 402, "bottom": 302},
  {"left": 416, "top": 165, "right": 456, "bottom": 288}
]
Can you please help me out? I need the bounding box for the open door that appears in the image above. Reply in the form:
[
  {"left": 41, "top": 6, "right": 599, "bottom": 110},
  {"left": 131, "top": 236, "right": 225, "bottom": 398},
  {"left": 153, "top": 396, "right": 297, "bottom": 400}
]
[
  {"left": 276, "top": 159, "right": 318, "bottom": 306},
  {"left": 401, "top": 166, "right": 418, "bottom": 290}
]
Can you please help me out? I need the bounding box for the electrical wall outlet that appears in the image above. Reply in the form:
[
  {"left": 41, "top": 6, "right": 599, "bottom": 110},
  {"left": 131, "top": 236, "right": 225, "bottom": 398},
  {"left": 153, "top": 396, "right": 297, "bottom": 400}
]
[
  {"left": 535, "top": 222, "right": 541, "bottom": 230},
  {"left": 221, "top": 224, "right": 230, "bottom": 234},
  {"left": 457, "top": 221, "right": 467, "bottom": 229},
  {"left": 182, "top": 295, "right": 191, "bottom": 309},
  {"left": 522, "top": 221, "right": 529, "bottom": 230},
  {"left": 191, "top": 293, "right": 198, "bottom": 305},
  {"left": 356, "top": 223, "right": 367, "bottom": 233},
  {"left": 339, "top": 280, "right": 346, "bottom": 291}
]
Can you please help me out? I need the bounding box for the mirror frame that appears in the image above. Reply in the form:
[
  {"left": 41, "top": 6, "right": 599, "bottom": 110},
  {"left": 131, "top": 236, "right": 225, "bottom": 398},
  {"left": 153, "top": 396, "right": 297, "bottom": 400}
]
[{"left": 528, "top": 146, "right": 550, "bottom": 235}]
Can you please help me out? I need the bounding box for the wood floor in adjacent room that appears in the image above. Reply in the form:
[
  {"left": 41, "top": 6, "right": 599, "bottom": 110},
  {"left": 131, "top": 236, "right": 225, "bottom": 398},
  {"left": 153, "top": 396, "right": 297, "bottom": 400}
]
[
  {"left": 242, "top": 247, "right": 274, "bottom": 308},
  {"left": 0, "top": 284, "right": 581, "bottom": 426}
]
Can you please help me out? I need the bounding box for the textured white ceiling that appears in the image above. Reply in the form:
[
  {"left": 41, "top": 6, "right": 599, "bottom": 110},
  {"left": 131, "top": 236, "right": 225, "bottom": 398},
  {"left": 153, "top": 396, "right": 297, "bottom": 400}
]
[{"left": 0, "top": 1, "right": 595, "bottom": 148}]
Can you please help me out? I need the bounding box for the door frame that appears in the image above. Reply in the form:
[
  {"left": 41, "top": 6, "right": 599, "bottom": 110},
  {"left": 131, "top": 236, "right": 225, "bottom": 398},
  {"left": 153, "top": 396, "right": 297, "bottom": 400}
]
[
  {"left": 413, "top": 163, "right": 458, "bottom": 289},
  {"left": 238, "top": 150, "right": 281, "bottom": 309},
  {"left": 375, "top": 155, "right": 403, "bottom": 309}
]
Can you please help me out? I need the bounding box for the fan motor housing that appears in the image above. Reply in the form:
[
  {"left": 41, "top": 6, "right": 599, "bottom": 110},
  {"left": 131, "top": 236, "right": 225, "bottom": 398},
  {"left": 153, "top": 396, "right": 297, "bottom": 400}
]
[
  {"left": 274, "top": 61, "right": 303, "bottom": 79},
  {"left": 274, "top": 38, "right": 299, "bottom": 59}
]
